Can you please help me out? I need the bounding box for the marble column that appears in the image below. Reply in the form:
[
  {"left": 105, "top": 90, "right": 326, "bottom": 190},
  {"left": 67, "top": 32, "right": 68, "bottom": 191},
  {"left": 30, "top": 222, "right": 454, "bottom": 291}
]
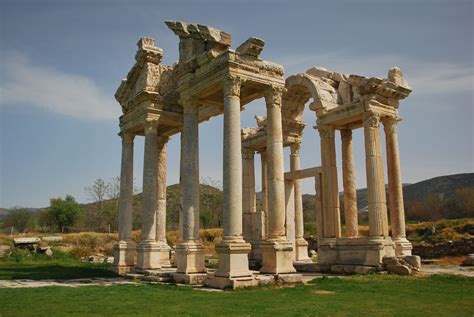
[
  {"left": 383, "top": 116, "right": 412, "bottom": 255},
  {"left": 215, "top": 76, "right": 251, "bottom": 279},
  {"left": 137, "top": 119, "right": 161, "bottom": 270},
  {"left": 260, "top": 85, "right": 296, "bottom": 274},
  {"left": 340, "top": 129, "right": 358, "bottom": 238},
  {"left": 242, "top": 148, "right": 256, "bottom": 243},
  {"left": 113, "top": 132, "right": 136, "bottom": 273},
  {"left": 260, "top": 151, "right": 268, "bottom": 239},
  {"left": 290, "top": 142, "right": 311, "bottom": 262},
  {"left": 363, "top": 112, "right": 389, "bottom": 238},
  {"left": 175, "top": 98, "right": 206, "bottom": 275},
  {"left": 178, "top": 131, "right": 184, "bottom": 243},
  {"left": 318, "top": 125, "right": 341, "bottom": 239},
  {"left": 156, "top": 136, "right": 171, "bottom": 265}
]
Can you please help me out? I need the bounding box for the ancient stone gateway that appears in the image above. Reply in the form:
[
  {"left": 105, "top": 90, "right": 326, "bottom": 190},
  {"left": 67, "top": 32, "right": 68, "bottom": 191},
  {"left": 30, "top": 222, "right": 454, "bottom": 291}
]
[{"left": 113, "top": 21, "right": 417, "bottom": 289}]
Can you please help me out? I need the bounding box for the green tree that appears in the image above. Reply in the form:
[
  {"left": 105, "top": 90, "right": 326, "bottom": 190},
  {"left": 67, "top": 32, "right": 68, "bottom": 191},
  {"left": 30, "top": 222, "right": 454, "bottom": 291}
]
[
  {"left": 48, "top": 195, "right": 81, "bottom": 232},
  {"left": 5, "top": 207, "right": 32, "bottom": 233}
]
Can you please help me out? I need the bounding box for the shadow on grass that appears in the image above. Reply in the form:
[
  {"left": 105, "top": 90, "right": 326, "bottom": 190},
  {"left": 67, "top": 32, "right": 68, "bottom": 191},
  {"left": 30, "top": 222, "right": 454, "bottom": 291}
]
[{"left": 0, "top": 263, "right": 118, "bottom": 280}]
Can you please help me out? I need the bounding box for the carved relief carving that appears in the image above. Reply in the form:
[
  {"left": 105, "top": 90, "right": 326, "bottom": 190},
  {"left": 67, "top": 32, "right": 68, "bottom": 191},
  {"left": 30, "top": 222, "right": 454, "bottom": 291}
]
[
  {"left": 363, "top": 111, "right": 381, "bottom": 128},
  {"left": 223, "top": 76, "right": 242, "bottom": 97},
  {"left": 264, "top": 85, "right": 285, "bottom": 108}
]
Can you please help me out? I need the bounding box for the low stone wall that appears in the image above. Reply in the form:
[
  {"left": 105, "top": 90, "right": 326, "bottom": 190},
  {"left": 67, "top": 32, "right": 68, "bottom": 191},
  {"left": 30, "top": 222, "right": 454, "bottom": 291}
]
[
  {"left": 412, "top": 238, "right": 474, "bottom": 259},
  {"left": 306, "top": 237, "right": 474, "bottom": 259}
]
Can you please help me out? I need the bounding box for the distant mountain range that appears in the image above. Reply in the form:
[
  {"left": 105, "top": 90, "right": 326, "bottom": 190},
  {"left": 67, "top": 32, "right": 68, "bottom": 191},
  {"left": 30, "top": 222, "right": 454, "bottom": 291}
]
[{"left": 1, "top": 173, "right": 473, "bottom": 221}]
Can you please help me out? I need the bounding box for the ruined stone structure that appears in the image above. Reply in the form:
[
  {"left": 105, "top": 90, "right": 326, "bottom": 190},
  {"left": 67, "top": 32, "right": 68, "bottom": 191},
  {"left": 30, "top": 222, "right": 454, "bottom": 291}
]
[{"left": 113, "top": 21, "right": 415, "bottom": 289}]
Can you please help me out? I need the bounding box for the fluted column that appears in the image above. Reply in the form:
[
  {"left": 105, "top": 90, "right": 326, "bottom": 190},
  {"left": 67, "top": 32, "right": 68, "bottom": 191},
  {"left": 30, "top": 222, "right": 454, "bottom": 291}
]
[
  {"left": 318, "top": 125, "right": 341, "bottom": 239},
  {"left": 242, "top": 148, "right": 256, "bottom": 243},
  {"left": 178, "top": 131, "right": 184, "bottom": 243},
  {"left": 383, "top": 116, "right": 412, "bottom": 255},
  {"left": 291, "top": 141, "right": 311, "bottom": 262},
  {"left": 113, "top": 132, "right": 136, "bottom": 272},
  {"left": 175, "top": 98, "right": 206, "bottom": 275},
  {"left": 341, "top": 129, "right": 358, "bottom": 237},
  {"left": 156, "top": 136, "right": 171, "bottom": 265},
  {"left": 137, "top": 118, "right": 161, "bottom": 270},
  {"left": 364, "top": 112, "right": 389, "bottom": 237},
  {"left": 260, "top": 85, "right": 295, "bottom": 274},
  {"left": 260, "top": 151, "right": 268, "bottom": 239},
  {"left": 118, "top": 133, "right": 135, "bottom": 242},
  {"left": 215, "top": 76, "right": 251, "bottom": 279}
]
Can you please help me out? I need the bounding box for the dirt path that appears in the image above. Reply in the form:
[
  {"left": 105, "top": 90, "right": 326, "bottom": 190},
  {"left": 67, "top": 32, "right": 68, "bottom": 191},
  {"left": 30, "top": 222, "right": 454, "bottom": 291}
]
[{"left": 0, "top": 277, "right": 138, "bottom": 288}]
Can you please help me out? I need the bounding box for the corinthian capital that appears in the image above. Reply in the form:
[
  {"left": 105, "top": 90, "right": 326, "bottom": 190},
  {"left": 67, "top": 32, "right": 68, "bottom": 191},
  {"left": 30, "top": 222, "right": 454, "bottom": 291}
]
[
  {"left": 317, "top": 125, "right": 334, "bottom": 138},
  {"left": 264, "top": 85, "right": 286, "bottom": 109},
  {"left": 120, "top": 132, "right": 135, "bottom": 144},
  {"left": 144, "top": 118, "right": 159, "bottom": 134},
  {"left": 363, "top": 111, "right": 381, "bottom": 128},
  {"left": 382, "top": 116, "right": 402, "bottom": 134},
  {"left": 223, "top": 76, "right": 242, "bottom": 97},
  {"left": 340, "top": 129, "right": 353, "bottom": 142},
  {"left": 242, "top": 148, "right": 255, "bottom": 159}
]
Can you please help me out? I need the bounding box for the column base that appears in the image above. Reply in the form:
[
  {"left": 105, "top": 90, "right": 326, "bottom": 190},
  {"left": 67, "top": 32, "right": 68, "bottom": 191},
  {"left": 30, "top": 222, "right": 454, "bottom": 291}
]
[
  {"left": 156, "top": 240, "right": 172, "bottom": 266},
  {"left": 393, "top": 237, "right": 413, "bottom": 256},
  {"left": 294, "top": 238, "right": 312, "bottom": 263},
  {"left": 260, "top": 239, "right": 296, "bottom": 274},
  {"left": 215, "top": 239, "right": 252, "bottom": 278},
  {"left": 175, "top": 241, "right": 206, "bottom": 274},
  {"left": 112, "top": 240, "right": 136, "bottom": 274},
  {"left": 136, "top": 241, "right": 161, "bottom": 270},
  {"left": 172, "top": 272, "right": 207, "bottom": 285},
  {"left": 205, "top": 273, "right": 258, "bottom": 290}
]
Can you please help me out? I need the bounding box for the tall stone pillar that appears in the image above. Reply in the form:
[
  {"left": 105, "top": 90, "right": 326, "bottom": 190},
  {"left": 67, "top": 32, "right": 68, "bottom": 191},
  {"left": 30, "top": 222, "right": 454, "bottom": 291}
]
[
  {"left": 215, "top": 77, "right": 251, "bottom": 279},
  {"left": 242, "top": 148, "right": 255, "bottom": 243},
  {"left": 260, "top": 151, "right": 268, "bottom": 239},
  {"left": 175, "top": 98, "right": 206, "bottom": 278},
  {"left": 113, "top": 132, "right": 136, "bottom": 273},
  {"left": 260, "top": 85, "right": 296, "bottom": 274},
  {"left": 340, "top": 129, "right": 358, "bottom": 238},
  {"left": 383, "top": 116, "right": 412, "bottom": 255},
  {"left": 137, "top": 119, "right": 161, "bottom": 270},
  {"left": 290, "top": 142, "right": 311, "bottom": 262},
  {"left": 318, "top": 125, "right": 341, "bottom": 239},
  {"left": 363, "top": 112, "right": 389, "bottom": 238},
  {"left": 178, "top": 131, "right": 184, "bottom": 243},
  {"left": 156, "top": 136, "right": 171, "bottom": 265}
]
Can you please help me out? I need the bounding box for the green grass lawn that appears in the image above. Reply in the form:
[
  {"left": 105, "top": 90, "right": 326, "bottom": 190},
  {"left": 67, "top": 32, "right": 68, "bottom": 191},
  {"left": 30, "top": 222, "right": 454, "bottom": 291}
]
[
  {"left": 1, "top": 252, "right": 473, "bottom": 316},
  {"left": 0, "top": 248, "right": 117, "bottom": 280},
  {"left": 0, "top": 275, "right": 472, "bottom": 316}
]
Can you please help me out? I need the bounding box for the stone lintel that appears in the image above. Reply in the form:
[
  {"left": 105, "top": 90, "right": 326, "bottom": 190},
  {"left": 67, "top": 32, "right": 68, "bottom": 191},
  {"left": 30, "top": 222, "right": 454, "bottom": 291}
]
[{"left": 284, "top": 167, "right": 322, "bottom": 180}]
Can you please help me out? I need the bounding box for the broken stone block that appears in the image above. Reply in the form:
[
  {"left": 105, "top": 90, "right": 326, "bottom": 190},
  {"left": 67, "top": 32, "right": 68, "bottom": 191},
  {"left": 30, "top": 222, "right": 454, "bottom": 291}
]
[
  {"left": 382, "top": 256, "right": 399, "bottom": 266},
  {"left": 236, "top": 37, "right": 265, "bottom": 58},
  {"left": 403, "top": 255, "right": 421, "bottom": 269},
  {"left": 387, "top": 264, "right": 412, "bottom": 276}
]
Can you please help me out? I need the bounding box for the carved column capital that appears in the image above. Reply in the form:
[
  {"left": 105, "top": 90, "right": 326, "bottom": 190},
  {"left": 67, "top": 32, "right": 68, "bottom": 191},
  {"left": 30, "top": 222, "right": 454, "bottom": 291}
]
[
  {"left": 290, "top": 140, "right": 301, "bottom": 156},
  {"left": 223, "top": 76, "right": 242, "bottom": 97},
  {"left": 181, "top": 96, "right": 200, "bottom": 115},
  {"left": 382, "top": 116, "right": 402, "bottom": 134},
  {"left": 340, "top": 129, "right": 353, "bottom": 142},
  {"left": 363, "top": 111, "right": 381, "bottom": 128},
  {"left": 317, "top": 125, "right": 335, "bottom": 138},
  {"left": 264, "top": 85, "right": 286, "bottom": 109},
  {"left": 242, "top": 148, "right": 255, "bottom": 159},
  {"left": 144, "top": 118, "right": 159, "bottom": 134},
  {"left": 119, "top": 132, "right": 135, "bottom": 144}
]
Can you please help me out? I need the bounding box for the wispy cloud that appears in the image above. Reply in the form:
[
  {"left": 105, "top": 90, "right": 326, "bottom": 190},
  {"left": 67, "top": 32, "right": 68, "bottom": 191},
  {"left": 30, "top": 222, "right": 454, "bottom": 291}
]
[
  {"left": 0, "top": 54, "right": 119, "bottom": 120},
  {"left": 275, "top": 52, "right": 474, "bottom": 96}
]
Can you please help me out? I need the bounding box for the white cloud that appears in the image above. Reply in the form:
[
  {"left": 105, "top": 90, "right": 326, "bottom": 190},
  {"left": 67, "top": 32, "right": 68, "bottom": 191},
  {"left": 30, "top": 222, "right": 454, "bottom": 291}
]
[
  {"left": 0, "top": 54, "right": 119, "bottom": 120},
  {"left": 276, "top": 52, "right": 474, "bottom": 96}
]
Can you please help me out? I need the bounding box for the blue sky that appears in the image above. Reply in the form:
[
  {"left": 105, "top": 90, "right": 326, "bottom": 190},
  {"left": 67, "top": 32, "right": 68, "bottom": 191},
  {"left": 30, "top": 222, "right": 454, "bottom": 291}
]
[{"left": 1, "top": 0, "right": 473, "bottom": 208}]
